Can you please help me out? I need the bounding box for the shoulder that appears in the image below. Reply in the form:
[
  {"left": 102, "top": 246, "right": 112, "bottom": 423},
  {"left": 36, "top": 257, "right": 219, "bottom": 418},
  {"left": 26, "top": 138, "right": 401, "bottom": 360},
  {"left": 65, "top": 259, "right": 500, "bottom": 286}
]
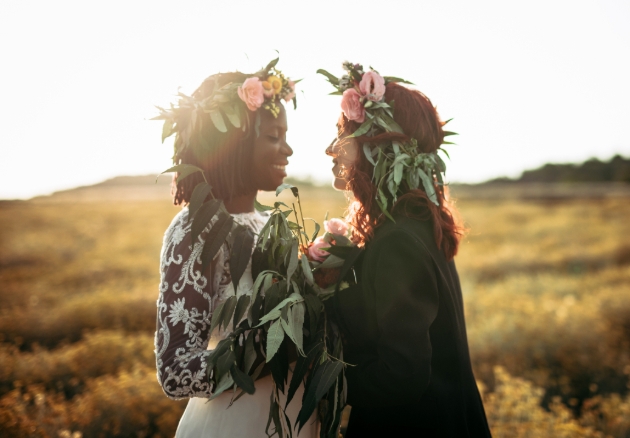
[{"left": 368, "top": 217, "right": 436, "bottom": 255}]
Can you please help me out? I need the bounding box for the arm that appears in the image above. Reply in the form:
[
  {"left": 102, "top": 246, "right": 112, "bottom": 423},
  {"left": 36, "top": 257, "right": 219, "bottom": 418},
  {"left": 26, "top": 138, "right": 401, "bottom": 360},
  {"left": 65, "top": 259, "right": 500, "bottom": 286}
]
[
  {"left": 344, "top": 228, "right": 439, "bottom": 408},
  {"left": 155, "top": 215, "right": 221, "bottom": 400}
]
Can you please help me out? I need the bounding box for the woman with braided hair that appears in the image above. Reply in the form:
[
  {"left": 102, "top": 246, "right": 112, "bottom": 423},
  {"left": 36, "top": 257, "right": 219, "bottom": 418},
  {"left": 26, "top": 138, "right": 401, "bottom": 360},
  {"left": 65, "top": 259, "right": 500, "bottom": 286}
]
[
  {"left": 154, "top": 63, "right": 318, "bottom": 437},
  {"left": 320, "top": 62, "right": 491, "bottom": 437}
]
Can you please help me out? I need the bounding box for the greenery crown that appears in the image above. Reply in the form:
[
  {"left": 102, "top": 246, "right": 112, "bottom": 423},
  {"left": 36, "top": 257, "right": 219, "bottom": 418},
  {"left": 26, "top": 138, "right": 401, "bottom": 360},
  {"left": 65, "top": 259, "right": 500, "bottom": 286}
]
[
  {"left": 153, "top": 58, "right": 298, "bottom": 165},
  {"left": 317, "top": 61, "right": 457, "bottom": 220}
]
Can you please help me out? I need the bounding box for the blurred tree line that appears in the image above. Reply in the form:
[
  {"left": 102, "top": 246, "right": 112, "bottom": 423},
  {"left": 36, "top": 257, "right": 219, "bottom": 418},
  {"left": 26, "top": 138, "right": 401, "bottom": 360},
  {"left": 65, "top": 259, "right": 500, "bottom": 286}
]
[{"left": 490, "top": 155, "right": 630, "bottom": 183}]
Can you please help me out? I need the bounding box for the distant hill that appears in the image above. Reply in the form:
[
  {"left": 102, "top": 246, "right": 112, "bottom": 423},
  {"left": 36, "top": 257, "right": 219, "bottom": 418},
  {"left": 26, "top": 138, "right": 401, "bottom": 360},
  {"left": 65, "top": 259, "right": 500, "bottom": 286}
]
[{"left": 488, "top": 155, "right": 630, "bottom": 184}]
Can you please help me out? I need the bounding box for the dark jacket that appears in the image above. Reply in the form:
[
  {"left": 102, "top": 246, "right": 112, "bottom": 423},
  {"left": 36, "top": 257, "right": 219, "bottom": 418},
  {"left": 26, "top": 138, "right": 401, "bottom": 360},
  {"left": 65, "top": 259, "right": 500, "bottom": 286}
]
[{"left": 332, "top": 216, "right": 491, "bottom": 437}]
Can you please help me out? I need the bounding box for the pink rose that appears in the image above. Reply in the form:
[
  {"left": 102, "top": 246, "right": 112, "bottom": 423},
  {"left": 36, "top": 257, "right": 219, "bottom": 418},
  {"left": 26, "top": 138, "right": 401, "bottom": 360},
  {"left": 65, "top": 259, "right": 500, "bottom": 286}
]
[
  {"left": 237, "top": 77, "right": 264, "bottom": 111},
  {"left": 341, "top": 88, "right": 365, "bottom": 123},
  {"left": 308, "top": 236, "right": 330, "bottom": 262},
  {"left": 359, "top": 71, "right": 386, "bottom": 102},
  {"left": 284, "top": 80, "right": 296, "bottom": 103},
  {"left": 324, "top": 218, "right": 349, "bottom": 236}
]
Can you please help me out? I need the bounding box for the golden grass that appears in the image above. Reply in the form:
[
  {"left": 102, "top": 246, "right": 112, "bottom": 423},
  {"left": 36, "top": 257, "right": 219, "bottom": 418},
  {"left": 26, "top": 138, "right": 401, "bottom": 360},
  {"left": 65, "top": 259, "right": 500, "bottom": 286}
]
[{"left": 0, "top": 186, "right": 629, "bottom": 437}]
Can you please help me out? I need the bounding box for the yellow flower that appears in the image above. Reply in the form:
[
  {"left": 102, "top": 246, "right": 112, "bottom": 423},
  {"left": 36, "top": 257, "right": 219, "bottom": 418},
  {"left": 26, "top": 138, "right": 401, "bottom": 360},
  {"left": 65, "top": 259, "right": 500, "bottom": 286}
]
[
  {"left": 261, "top": 81, "right": 274, "bottom": 98},
  {"left": 266, "top": 75, "right": 283, "bottom": 95}
]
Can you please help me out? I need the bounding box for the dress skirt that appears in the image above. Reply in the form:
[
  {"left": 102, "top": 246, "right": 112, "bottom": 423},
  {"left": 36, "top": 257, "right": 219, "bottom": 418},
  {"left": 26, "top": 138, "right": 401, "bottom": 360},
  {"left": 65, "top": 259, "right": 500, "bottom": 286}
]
[{"left": 176, "top": 373, "right": 318, "bottom": 438}]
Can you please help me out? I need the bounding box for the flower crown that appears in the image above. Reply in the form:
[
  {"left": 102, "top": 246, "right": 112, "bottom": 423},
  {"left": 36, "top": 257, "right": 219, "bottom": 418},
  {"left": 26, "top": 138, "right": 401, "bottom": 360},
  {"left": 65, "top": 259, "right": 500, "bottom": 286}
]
[
  {"left": 318, "top": 61, "right": 456, "bottom": 219},
  {"left": 153, "top": 58, "right": 297, "bottom": 164}
]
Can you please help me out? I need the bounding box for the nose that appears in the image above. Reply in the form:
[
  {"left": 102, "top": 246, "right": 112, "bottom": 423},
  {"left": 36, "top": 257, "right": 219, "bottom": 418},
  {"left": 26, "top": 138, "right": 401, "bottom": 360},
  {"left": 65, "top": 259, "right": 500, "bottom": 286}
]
[
  {"left": 325, "top": 138, "right": 336, "bottom": 157},
  {"left": 282, "top": 140, "right": 293, "bottom": 157}
]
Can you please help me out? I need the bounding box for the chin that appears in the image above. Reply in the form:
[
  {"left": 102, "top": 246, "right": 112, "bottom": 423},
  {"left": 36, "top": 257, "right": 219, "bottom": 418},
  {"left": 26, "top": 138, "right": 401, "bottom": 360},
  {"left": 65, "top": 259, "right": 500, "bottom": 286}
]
[{"left": 332, "top": 178, "right": 347, "bottom": 191}]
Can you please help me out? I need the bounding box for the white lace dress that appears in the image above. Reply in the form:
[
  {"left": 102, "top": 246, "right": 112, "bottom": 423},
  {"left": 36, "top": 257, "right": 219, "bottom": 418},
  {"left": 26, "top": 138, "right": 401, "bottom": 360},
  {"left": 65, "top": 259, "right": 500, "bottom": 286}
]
[{"left": 155, "top": 208, "right": 318, "bottom": 438}]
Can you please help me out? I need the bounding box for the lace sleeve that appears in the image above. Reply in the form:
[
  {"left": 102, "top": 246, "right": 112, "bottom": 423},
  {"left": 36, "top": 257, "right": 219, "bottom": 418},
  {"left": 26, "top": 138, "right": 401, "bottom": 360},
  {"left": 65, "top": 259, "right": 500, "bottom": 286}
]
[
  {"left": 154, "top": 209, "right": 221, "bottom": 400},
  {"left": 154, "top": 209, "right": 267, "bottom": 400}
]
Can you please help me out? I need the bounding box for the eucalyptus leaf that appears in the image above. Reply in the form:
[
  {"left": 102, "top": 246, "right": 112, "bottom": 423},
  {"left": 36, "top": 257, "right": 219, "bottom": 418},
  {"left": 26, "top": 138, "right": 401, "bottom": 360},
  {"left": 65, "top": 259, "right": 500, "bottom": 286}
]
[
  {"left": 161, "top": 119, "right": 174, "bottom": 143},
  {"left": 443, "top": 130, "right": 458, "bottom": 137},
  {"left": 215, "top": 348, "right": 236, "bottom": 381},
  {"left": 209, "top": 109, "right": 227, "bottom": 133},
  {"left": 200, "top": 213, "right": 234, "bottom": 273},
  {"left": 191, "top": 199, "right": 222, "bottom": 246},
  {"left": 159, "top": 164, "right": 204, "bottom": 184},
  {"left": 275, "top": 183, "right": 296, "bottom": 197},
  {"left": 222, "top": 104, "right": 241, "bottom": 128},
  {"left": 233, "top": 294, "right": 251, "bottom": 329},
  {"left": 256, "top": 293, "right": 303, "bottom": 327},
  {"left": 289, "top": 302, "right": 305, "bottom": 355},
  {"left": 317, "top": 253, "right": 344, "bottom": 269},
  {"left": 363, "top": 144, "right": 376, "bottom": 166},
  {"left": 243, "top": 329, "right": 257, "bottom": 374},
  {"left": 264, "top": 57, "right": 279, "bottom": 72},
  {"left": 383, "top": 76, "right": 414, "bottom": 85},
  {"left": 315, "top": 360, "right": 344, "bottom": 401},
  {"left": 209, "top": 300, "right": 226, "bottom": 337},
  {"left": 254, "top": 199, "right": 273, "bottom": 211},
  {"left": 229, "top": 226, "right": 255, "bottom": 290},
  {"left": 265, "top": 319, "right": 285, "bottom": 362},
  {"left": 230, "top": 363, "right": 255, "bottom": 394},
  {"left": 286, "top": 239, "right": 299, "bottom": 287},
  {"left": 188, "top": 183, "right": 213, "bottom": 223},
  {"left": 348, "top": 119, "right": 373, "bottom": 138},
  {"left": 316, "top": 69, "right": 340, "bottom": 86},
  {"left": 220, "top": 295, "right": 237, "bottom": 331},
  {"left": 286, "top": 340, "right": 323, "bottom": 408},
  {"left": 418, "top": 168, "right": 438, "bottom": 205},
  {"left": 209, "top": 372, "right": 234, "bottom": 401},
  {"left": 300, "top": 254, "right": 314, "bottom": 285}
]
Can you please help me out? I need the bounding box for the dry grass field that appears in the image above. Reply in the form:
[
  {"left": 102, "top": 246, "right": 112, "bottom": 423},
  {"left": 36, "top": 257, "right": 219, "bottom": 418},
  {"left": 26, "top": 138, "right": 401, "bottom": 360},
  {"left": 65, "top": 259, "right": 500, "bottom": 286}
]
[{"left": 0, "top": 179, "right": 629, "bottom": 437}]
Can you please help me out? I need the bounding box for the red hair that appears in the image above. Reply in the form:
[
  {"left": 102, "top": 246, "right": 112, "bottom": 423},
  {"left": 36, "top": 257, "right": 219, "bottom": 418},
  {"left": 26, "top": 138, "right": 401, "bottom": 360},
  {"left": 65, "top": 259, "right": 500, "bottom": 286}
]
[{"left": 341, "top": 82, "right": 465, "bottom": 260}]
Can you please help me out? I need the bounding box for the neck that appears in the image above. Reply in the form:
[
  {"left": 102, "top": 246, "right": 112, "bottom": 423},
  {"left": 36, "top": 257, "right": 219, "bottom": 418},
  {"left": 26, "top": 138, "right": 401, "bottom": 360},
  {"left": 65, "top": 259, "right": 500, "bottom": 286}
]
[{"left": 223, "top": 192, "right": 257, "bottom": 214}]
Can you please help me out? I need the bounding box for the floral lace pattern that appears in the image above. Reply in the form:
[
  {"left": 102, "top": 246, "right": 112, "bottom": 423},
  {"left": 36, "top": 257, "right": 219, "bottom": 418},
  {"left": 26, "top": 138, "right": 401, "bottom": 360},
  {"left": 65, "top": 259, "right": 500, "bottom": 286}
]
[{"left": 154, "top": 208, "right": 267, "bottom": 400}]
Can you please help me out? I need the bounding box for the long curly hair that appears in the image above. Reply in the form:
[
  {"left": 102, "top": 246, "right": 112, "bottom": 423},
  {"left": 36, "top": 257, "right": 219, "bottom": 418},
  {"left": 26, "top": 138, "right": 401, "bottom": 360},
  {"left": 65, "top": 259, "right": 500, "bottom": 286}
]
[
  {"left": 341, "top": 82, "right": 465, "bottom": 260},
  {"left": 172, "top": 72, "right": 257, "bottom": 205}
]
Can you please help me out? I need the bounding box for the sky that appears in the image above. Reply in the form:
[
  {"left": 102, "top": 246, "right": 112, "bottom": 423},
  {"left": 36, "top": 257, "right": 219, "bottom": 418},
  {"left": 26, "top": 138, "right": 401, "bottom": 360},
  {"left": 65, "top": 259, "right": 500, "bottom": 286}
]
[{"left": 1, "top": 0, "right": 629, "bottom": 199}]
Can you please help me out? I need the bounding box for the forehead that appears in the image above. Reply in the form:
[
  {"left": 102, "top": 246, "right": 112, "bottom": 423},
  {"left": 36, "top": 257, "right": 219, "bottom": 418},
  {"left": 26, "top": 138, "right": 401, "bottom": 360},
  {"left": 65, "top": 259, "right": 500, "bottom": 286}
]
[{"left": 259, "top": 104, "right": 287, "bottom": 131}]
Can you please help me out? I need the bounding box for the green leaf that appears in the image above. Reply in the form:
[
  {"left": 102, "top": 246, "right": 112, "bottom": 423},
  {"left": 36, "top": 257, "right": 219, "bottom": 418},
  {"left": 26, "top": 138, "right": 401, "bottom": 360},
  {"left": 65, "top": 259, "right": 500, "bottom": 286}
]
[
  {"left": 379, "top": 113, "right": 404, "bottom": 134},
  {"left": 222, "top": 104, "right": 241, "bottom": 128},
  {"left": 275, "top": 183, "right": 296, "bottom": 197},
  {"left": 440, "top": 148, "right": 451, "bottom": 160},
  {"left": 265, "top": 319, "right": 285, "bottom": 362},
  {"left": 286, "top": 340, "right": 323, "bottom": 408},
  {"left": 233, "top": 294, "right": 251, "bottom": 329},
  {"left": 230, "top": 363, "right": 255, "bottom": 394},
  {"left": 215, "top": 348, "right": 236, "bottom": 381},
  {"left": 383, "top": 76, "right": 414, "bottom": 85},
  {"left": 256, "top": 292, "right": 303, "bottom": 327},
  {"left": 348, "top": 119, "right": 373, "bottom": 138},
  {"left": 191, "top": 199, "right": 222, "bottom": 244},
  {"left": 209, "top": 300, "right": 226, "bottom": 337},
  {"left": 418, "top": 168, "right": 438, "bottom": 205},
  {"left": 200, "top": 213, "right": 234, "bottom": 273},
  {"left": 289, "top": 302, "right": 305, "bottom": 355},
  {"left": 363, "top": 144, "right": 376, "bottom": 166},
  {"left": 303, "top": 294, "right": 322, "bottom": 338},
  {"left": 243, "top": 329, "right": 257, "bottom": 374},
  {"left": 264, "top": 57, "right": 279, "bottom": 73},
  {"left": 231, "top": 360, "right": 265, "bottom": 404},
  {"left": 229, "top": 226, "right": 255, "bottom": 290},
  {"left": 209, "top": 372, "right": 234, "bottom": 401},
  {"left": 188, "top": 183, "right": 213, "bottom": 223},
  {"left": 220, "top": 295, "right": 237, "bottom": 331},
  {"left": 316, "top": 69, "right": 340, "bottom": 86},
  {"left": 159, "top": 164, "right": 204, "bottom": 184},
  {"left": 286, "top": 239, "right": 299, "bottom": 287},
  {"left": 209, "top": 109, "right": 227, "bottom": 133},
  {"left": 301, "top": 254, "right": 314, "bottom": 285},
  {"left": 443, "top": 117, "right": 453, "bottom": 125},
  {"left": 394, "top": 162, "right": 403, "bottom": 186},
  {"left": 161, "top": 119, "right": 174, "bottom": 143},
  {"left": 317, "top": 254, "right": 344, "bottom": 269},
  {"left": 315, "top": 360, "right": 344, "bottom": 401},
  {"left": 443, "top": 130, "right": 458, "bottom": 137},
  {"left": 442, "top": 140, "right": 456, "bottom": 145},
  {"left": 328, "top": 90, "right": 343, "bottom": 95},
  {"left": 254, "top": 199, "right": 273, "bottom": 212}
]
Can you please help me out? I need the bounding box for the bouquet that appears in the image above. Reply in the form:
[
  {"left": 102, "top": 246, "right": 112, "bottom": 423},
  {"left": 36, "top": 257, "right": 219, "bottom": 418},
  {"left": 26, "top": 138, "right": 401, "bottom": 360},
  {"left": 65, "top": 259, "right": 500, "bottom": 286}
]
[{"left": 164, "top": 166, "right": 361, "bottom": 438}]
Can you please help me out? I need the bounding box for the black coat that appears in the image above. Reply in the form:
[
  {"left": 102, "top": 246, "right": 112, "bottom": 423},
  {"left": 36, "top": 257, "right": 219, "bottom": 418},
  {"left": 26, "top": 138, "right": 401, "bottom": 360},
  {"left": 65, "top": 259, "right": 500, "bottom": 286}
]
[{"left": 332, "top": 216, "right": 491, "bottom": 437}]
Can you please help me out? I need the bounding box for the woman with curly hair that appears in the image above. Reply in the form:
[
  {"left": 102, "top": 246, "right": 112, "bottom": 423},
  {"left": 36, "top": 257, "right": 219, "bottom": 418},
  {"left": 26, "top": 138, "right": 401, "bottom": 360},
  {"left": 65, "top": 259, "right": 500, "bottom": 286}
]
[{"left": 321, "top": 62, "right": 491, "bottom": 437}]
